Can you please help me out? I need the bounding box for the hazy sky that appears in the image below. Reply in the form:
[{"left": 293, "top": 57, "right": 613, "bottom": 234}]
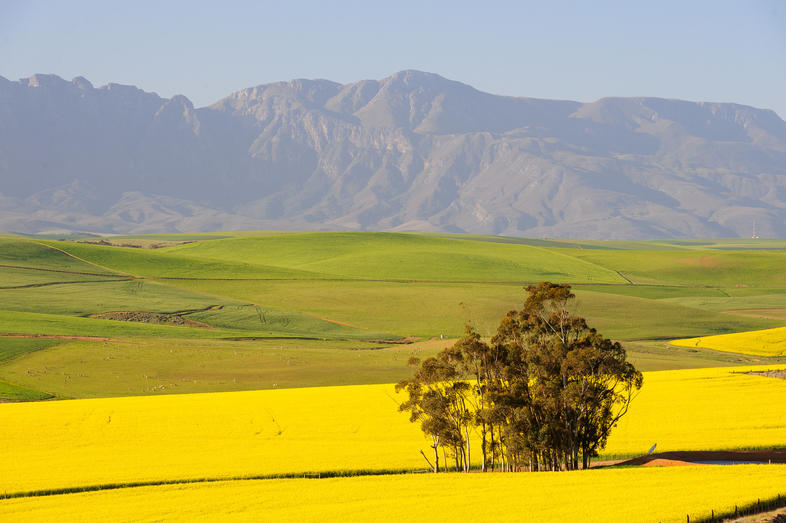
[{"left": 2, "top": 0, "right": 785, "bottom": 117}]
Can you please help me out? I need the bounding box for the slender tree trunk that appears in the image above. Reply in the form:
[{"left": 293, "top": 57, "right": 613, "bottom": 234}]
[
  {"left": 421, "top": 449, "right": 436, "bottom": 472},
  {"left": 489, "top": 424, "right": 495, "bottom": 471},
  {"left": 481, "top": 422, "right": 487, "bottom": 472},
  {"left": 443, "top": 447, "right": 448, "bottom": 473},
  {"left": 433, "top": 444, "right": 440, "bottom": 473},
  {"left": 465, "top": 425, "right": 471, "bottom": 472}
]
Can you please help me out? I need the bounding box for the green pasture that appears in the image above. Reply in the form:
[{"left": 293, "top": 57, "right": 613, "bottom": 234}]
[
  {"left": 569, "top": 248, "right": 786, "bottom": 287},
  {"left": 0, "top": 232, "right": 785, "bottom": 401},
  {"left": 164, "top": 232, "right": 626, "bottom": 283},
  {"left": 659, "top": 291, "right": 786, "bottom": 312},
  {"left": 0, "top": 338, "right": 435, "bottom": 398},
  {"left": 0, "top": 308, "right": 380, "bottom": 341},
  {"left": 0, "top": 279, "right": 229, "bottom": 317},
  {"left": 0, "top": 266, "right": 127, "bottom": 288},
  {"left": 37, "top": 240, "right": 323, "bottom": 279},
  {"left": 0, "top": 237, "right": 117, "bottom": 274},
  {"left": 0, "top": 338, "right": 59, "bottom": 363},
  {"left": 0, "top": 379, "right": 53, "bottom": 401},
  {"left": 164, "top": 279, "right": 524, "bottom": 338},
  {"left": 1, "top": 337, "right": 769, "bottom": 401},
  {"left": 166, "top": 279, "right": 781, "bottom": 340},
  {"left": 623, "top": 340, "right": 778, "bottom": 370}
]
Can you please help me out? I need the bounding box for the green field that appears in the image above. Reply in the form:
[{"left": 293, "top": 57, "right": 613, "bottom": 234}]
[{"left": 1, "top": 231, "right": 784, "bottom": 401}]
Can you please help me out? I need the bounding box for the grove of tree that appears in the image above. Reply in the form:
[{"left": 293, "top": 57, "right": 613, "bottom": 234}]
[{"left": 396, "top": 282, "right": 643, "bottom": 472}]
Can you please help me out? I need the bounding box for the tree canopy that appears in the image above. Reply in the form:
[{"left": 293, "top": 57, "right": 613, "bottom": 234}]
[{"left": 396, "top": 282, "right": 643, "bottom": 472}]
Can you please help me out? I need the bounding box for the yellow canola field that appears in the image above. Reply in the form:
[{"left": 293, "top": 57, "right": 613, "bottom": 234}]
[
  {"left": 608, "top": 364, "right": 786, "bottom": 455},
  {"left": 672, "top": 326, "right": 786, "bottom": 357},
  {"left": 0, "top": 384, "right": 427, "bottom": 494},
  {"left": 3, "top": 465, "right": 786, "bottom": 522},
  {"left": 2, "top": 364, "right": 786, "bottom": 494}
]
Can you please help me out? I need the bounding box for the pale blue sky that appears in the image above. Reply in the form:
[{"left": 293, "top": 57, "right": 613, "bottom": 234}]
[{"left": 2, "top": 0, "right": 784, "bottom": 117}]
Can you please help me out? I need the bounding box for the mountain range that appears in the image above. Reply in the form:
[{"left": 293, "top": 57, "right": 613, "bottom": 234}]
[{"left": 1, "top": 70, "right": 785, "bottom": 239}]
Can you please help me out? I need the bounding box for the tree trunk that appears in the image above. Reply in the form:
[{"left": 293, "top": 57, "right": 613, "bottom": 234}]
[
  {"left": 465, "top": 425, "right": 471, "bottom": 472},
  {"left": 481, "top": 422, "right": 487, "bottom": 472},
  {"left": 489, "top": 425, "right": 495, "bottom": 471}
]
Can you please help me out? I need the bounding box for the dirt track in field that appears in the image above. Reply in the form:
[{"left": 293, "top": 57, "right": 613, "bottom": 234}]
[
  {"left": 615, "top": 450, "right": 786, "bottom": 467},
  {"left": 0, "top": 333, "right": 140, "bottom": 343}
]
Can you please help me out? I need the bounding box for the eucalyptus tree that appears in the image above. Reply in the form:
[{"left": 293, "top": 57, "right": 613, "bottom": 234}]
[{"left": 397, "top": 282, "right": 642, "bottom": 472}]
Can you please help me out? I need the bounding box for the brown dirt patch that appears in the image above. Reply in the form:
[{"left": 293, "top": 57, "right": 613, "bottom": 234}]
[
  {"left": 79, "top": 239, "right": 195, "bottom": 249},
  {"left": 317, "top": 317, "right": 363, "bottom": 329},
  {"left": 90, "top": 311, "right": 211, "bottom": 328},
  {"left": 747, "top": 370, "right": 786, "bottom": 380},
  {"left": 641, "top": 458, "right": 700, "bottom": 467},
  {"left": 617, "top": 450, "right": 786, "bottom": 467}
]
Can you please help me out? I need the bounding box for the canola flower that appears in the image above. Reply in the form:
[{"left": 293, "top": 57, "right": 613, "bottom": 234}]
[
  {"left": 1, "top": 364, "right": 785, "bottom": 494},
  {"left": 672, "top": 326, "right": 786, "bottom": 357},
  {"left": 2, "top": 465, "right": 786, "bottom": 522}
]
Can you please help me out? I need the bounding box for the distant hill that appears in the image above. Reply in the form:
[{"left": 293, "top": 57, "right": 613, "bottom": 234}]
[{"left": 1, "top": 71, "right": 785, "bottom": 239}]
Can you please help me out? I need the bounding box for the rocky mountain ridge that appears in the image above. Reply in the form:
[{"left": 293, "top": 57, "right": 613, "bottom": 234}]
[{"left": 1, "top": 70, "right": 785, "bottom": 239}]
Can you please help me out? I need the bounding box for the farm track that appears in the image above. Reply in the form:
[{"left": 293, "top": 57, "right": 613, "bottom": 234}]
[
  {"left": 0, "top": 263, "right": 126, "bottom": 278},
  {"left": 0, "top": 333, "right": 139, "bottom": 343},
  {"left": 29, "top": 240, "right": 136, "bottom": 277},
  {"left": 616, "top": 450, "right": 786, "bottom": 466},
  {"left": 0, "top": 278, "right": 132, "bottom": 290}
]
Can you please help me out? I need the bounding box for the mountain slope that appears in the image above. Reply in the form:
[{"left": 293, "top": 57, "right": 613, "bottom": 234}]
[{"left": 1, "top": 70, "right": 785, "bottom": 239}]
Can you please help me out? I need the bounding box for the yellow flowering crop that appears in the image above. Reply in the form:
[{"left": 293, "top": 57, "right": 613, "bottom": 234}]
[
  {"left": 672, "top": 326, "right": 786, "bottom": 356},
  {"left": 1, "top": 365, "right": 785, "bottom": 495},
  {"left": 606, "top": 364, "right": 786, "bottom": 455},
  {"left": 0, "top": 384, "right": 427, "bottom": 494},
  {"left": 2, "top": 466, "right": 786, "bottom": 522}
]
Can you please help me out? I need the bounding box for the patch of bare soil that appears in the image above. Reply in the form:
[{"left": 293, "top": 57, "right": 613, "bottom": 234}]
[
  {"left": 641, "top": 458, "right": 699, "bottom": 467},
  {"left": 727, "top": 511, "right": 786, "bottom": 522},
  {"left": 616, "top": 450, "right": 786, "bottom": 467},
  {"left": 747, "top": 370, "right": 786, "bottom": 380},
  {"left": 79, "top": 239, "right": 195, "bottom": 249},
  {"left": 317, "top": 317, "right": 363, "bottom": 329},
  {"left": 90, "top": 311, "right": 211, "bottom": 328}
]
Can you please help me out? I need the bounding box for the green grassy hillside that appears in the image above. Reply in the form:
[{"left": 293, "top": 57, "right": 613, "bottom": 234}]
[
  {"left": 164, "top": 232, "right": 626, "bottom": 283},
  {"left": 1, "top": 232, "right": 784, "bottom": 401}
]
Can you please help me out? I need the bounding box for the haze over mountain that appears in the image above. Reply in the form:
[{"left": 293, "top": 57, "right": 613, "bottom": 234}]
[{"left": 2, "top": 70, "right": 785, "bottom": 239}]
